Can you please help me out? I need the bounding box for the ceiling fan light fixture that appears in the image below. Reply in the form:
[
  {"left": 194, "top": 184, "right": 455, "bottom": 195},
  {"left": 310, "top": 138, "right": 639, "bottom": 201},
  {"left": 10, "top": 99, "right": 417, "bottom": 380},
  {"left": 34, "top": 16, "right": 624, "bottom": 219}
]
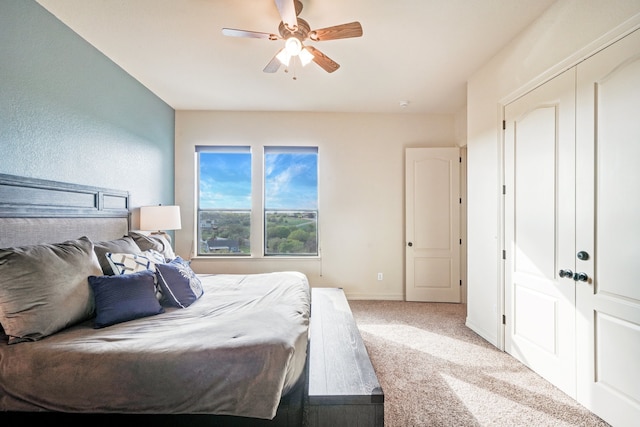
[
  {"left": 284, "top": 37, "right": 302, "bottom": 56},
  {"left": 276, "top": 48, "right": 291, "bottom": 66},
  {"left": 299, "top": 47, "right": 313, "bottom": 66}
]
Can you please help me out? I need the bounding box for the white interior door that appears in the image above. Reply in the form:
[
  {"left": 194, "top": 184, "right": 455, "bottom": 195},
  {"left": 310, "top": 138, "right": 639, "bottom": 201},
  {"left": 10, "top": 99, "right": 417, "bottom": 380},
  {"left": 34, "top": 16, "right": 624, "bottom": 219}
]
[
  {"left": 405, "top": 147, "right": 460, "bottom": 302},
  {"left": 575, "top": 29, "right": 640, "bottom": 427},
  {"left": 504, "top": 68, "right": 577, "bottom": 398}
]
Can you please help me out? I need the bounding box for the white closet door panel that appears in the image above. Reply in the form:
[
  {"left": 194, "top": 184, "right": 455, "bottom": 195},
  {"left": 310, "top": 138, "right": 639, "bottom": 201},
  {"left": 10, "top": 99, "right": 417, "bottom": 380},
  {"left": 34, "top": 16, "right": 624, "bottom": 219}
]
[
  {"left": 504, "top": 68, "right": 577, "bottom": 398},
  {"left": 576, "top": 28, "right": 640, "bottom": 427}
]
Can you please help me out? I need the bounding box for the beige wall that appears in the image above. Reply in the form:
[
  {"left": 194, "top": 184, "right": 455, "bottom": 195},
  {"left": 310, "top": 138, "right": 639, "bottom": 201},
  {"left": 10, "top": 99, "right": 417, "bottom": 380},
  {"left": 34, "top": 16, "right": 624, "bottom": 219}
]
[
  {"left": 466, "top": 0, "right": 640, "bottom": 347},
  {"left": 175, "top": 111, "right": 457, "bottom": 299}
]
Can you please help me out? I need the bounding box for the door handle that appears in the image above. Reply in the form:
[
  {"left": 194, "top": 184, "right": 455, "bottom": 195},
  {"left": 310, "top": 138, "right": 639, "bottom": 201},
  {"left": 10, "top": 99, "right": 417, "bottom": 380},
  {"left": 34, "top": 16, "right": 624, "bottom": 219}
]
[
  {"left": 574, "top": 272, "right": 589, "bottom": 282},
  {"left": 559, "top": 269, "right": 573, "bottom": 279},
  {"left": 559, "top": 269, "right": 589, "bottom": 282}
]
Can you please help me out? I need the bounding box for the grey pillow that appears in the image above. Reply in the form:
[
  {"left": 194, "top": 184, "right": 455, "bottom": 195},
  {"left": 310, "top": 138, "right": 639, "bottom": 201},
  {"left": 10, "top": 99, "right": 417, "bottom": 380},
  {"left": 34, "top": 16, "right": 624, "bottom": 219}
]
[
  {"left": 128, "top": 231, "right": 175, "bottom": 261},
  {"left": 93, "top": 236, "right": 142, "bottom": 275},
  {"left": 0, "top": 236, "right": 102, "bottom": 344}
]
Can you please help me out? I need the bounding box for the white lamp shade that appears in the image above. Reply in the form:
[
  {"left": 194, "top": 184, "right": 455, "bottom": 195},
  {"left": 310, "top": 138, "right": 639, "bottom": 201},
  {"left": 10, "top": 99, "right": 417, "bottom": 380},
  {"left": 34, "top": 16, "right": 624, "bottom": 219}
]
[
  {"left": 299, "top": 47, "right": 313, "bottom": 66},
  {"left": 139, "top": 205, "right": 182, "bottom": 231},
  {"left": 276, "top": 48, "right": 291, "bottom": 66}
]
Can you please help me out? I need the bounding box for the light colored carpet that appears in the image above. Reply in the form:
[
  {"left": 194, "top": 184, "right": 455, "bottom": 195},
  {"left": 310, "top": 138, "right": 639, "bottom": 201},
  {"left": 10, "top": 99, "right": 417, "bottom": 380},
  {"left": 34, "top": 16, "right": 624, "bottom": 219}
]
[{"left": 349, "top": 301, "right": 610, "bottom": 427}]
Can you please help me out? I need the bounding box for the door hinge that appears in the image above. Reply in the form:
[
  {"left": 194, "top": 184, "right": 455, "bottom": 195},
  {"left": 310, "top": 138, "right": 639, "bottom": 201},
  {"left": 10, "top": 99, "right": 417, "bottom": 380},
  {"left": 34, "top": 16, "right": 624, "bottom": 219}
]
[
  {"left": 459, "top": 156, "right": 462, "bottom": 163},
  {"left": 459, "top": 197, "right": 462, "bottom": 204},
  {"left": 460, "top": 239, "right": 463, "bottom": 245},
  {"left": 502, "top": 120, "right": 506, "bottom": 130},
  {"left": 502, "top": 185, "right": 506, "bottom": 195},
  {"left": 460, "top": 279, "right": 462, "bottom": 286},
  {"left": 502, "top": 314, "right": 506, "bottom": 325},
  {"left": 502, "top": 250, "right": 506, "bottom": 260}
]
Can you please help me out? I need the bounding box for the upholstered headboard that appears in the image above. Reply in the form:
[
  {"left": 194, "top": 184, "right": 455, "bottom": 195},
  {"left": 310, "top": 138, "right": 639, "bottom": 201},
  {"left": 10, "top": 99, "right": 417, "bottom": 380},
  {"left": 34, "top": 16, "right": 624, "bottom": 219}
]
[{"left": 0, "top": 174, "right": 130, "bottom": 247}]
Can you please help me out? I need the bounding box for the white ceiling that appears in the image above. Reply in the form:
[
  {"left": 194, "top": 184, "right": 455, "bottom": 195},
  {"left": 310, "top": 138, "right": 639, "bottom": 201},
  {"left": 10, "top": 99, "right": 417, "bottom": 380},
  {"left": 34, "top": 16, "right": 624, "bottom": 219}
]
[{"left": 37, "top": 0, "right": 555, "bottom": 114}]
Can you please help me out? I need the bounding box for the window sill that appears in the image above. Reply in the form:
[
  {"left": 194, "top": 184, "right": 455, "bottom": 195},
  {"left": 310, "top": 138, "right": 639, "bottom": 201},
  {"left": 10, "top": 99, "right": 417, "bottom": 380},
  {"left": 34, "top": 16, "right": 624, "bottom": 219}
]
[
  {"left": 190, "top": 255, "right": 321, "bottom": 261},
  {"left": 189, "top": 256, "right": 321, "bottom": 276}
]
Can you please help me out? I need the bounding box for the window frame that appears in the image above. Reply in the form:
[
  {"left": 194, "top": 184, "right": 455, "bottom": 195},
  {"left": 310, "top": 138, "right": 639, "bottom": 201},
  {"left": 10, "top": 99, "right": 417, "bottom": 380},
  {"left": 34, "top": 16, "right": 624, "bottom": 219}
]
[
  {"left": 196, "top": 145, "right": 252, "bottom": 256},
  {"left": 264, "top": 146, "right": 319, "bottom": 257},
  {"left": 195, "top": 145, "right": 319, "bottom": 258}
]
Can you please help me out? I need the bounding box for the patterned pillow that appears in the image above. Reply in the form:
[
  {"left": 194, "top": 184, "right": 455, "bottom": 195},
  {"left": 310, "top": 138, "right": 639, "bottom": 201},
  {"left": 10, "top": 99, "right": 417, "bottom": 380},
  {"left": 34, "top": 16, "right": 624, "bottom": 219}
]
[
  {"left": 93, "top": 236, "right": 142, "bottom": 275},
  {"left": 106, "top": 250, "right": 165, "bottom": 275},
  {"left": 155, "top": 256, "right": 203, "bottom": 308},
  {"left": 88, "top": 270, "right": 164, "bottom": 328}
]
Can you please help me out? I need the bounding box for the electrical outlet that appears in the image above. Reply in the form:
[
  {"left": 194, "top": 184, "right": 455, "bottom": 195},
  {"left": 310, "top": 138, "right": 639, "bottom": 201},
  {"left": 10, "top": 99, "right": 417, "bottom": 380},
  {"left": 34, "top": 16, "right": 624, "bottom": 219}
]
[{"left": 377, "top": 273, "right": 383, "bottom": 281}]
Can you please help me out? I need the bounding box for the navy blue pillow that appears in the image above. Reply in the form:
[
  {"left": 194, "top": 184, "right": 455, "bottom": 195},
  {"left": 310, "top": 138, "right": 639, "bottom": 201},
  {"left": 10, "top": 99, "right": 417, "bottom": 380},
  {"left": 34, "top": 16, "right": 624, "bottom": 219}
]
[
  {"left": 88, "top": 269, "right": 164, "bottom": 328},
  {"left": 155, "top": 256, "right": 203, "bottom": 308}
]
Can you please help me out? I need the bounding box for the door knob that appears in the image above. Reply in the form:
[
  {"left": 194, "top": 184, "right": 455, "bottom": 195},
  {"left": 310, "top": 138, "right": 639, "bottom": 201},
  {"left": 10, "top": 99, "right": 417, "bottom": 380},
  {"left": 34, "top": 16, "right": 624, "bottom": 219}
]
[
  {"left": 574, "top": 272, "right": 589, "bottom": 282},
  {"left": 408, "top": 242, "right": 413, "bottom": 247},
  {"left": 559, "top": 269, "right": 573, "bottom": 279},
  {"left": 577, "top": 251, "right": 589, "bottom": 260}
]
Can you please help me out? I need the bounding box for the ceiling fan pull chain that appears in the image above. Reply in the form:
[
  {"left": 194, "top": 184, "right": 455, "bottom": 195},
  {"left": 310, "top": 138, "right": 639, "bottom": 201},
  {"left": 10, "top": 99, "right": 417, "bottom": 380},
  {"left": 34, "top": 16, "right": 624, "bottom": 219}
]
[{"left": 292, "top": 57, "right": 298, "bottom": 80}]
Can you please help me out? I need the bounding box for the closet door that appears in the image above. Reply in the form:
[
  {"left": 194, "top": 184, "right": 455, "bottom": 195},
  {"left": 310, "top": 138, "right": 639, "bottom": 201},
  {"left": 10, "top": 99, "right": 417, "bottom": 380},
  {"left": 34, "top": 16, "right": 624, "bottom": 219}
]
[
  {"left": 504, "top": 68, "right": 577, "bottom": 398},
  {"left": 575, "top": 29, "right": 640, "bottom": 426}
]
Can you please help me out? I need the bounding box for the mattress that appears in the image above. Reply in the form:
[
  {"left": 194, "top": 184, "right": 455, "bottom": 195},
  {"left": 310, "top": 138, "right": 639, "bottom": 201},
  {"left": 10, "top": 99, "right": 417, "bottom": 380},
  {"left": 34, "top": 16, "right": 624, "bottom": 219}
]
[{"left": 0, "top": 271, "right": 310, "bottom": 420}]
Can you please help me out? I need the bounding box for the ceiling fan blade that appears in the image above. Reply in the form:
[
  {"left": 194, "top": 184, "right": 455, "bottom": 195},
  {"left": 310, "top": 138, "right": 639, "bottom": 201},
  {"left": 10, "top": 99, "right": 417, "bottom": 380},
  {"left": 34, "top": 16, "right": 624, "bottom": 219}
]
[
  {"left": 263, "top": 50, "right": 283, "bottom": 73},
  {"left": 275, "top": 0, "right": 298, "bottom": 31},
  {"left": 306, "top": 46, "right": 340, "bottom": 73},
  {"left": 222, "top": 28, "right": 279, "bottom": 40},
  {"left": 310, "top": 22, "right": 363, "bottom": 41}
]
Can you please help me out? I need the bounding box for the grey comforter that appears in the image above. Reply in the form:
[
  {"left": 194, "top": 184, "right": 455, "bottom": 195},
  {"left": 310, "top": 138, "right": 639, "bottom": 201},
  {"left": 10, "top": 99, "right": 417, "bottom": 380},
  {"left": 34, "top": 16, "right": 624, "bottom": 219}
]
[{"left": 0, "top": 271, "right": 310, "bottom": 419}]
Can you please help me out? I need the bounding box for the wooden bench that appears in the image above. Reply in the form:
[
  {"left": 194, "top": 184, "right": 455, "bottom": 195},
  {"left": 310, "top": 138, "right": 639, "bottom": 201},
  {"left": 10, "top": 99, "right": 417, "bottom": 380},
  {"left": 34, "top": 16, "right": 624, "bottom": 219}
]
[{"left": 306, "top": 287, "right": 384, "bottom": 427}]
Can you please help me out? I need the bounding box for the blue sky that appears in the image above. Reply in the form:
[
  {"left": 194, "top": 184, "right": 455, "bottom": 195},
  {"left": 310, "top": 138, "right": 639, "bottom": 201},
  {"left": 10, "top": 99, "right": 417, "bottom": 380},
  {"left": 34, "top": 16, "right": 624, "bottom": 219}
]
[{"left": 199, "top": 151, "right": 317, "bottom": 210}]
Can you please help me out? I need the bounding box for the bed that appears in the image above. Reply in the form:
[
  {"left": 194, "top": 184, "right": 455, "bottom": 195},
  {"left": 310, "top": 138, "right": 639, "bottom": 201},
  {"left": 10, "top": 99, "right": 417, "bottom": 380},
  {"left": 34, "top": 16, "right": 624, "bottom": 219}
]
[{"left": 0, "top": 173, "right": 310, "bottom": 425}]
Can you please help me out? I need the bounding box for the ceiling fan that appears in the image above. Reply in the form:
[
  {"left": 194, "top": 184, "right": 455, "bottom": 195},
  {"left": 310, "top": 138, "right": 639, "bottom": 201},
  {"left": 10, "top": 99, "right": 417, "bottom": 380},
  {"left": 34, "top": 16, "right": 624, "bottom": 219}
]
[{"left": 222, "top": 0, "right": 363, "bottom": 74}]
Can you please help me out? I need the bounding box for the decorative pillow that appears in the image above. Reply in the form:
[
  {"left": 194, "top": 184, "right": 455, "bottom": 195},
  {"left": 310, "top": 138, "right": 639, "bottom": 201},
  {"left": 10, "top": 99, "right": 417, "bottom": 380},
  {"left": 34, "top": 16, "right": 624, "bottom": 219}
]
[
  {"left": 155, "top": 256, "right": 203, "bottom": 308},
  {"left": 106, "top": 249, "right": 165, "bottom": 275},
  {"left": 93, "top": 236, "right": 142, "bottom": 275},
  {"left": 0, "top": 236, "right": 102, "bottom": 344},
  {"left": 88, "top": 270, "right": 164, "bottom": 328},
  {"left": 128, "top": 231, "right": 175, "bottom": 261}
]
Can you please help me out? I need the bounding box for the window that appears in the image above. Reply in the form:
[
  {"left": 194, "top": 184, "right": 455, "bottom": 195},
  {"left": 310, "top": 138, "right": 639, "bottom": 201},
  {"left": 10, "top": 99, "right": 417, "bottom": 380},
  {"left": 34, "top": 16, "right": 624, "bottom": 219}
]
[
  {"left": 264, "top": 147, "right": 318, "bottom": 256},
  {"left": 196, "top": 146, "right": 318, "bottom": 257},
  {"left": 197, "top": 146, "right": 251, "bottom": 255}
]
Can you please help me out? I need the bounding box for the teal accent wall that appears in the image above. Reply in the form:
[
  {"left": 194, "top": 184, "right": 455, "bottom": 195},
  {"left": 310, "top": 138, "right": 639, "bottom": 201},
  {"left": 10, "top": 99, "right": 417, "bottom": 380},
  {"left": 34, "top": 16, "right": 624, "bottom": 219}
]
[{"left": 0, "top": 0, "right": 175, "bottom": 212}]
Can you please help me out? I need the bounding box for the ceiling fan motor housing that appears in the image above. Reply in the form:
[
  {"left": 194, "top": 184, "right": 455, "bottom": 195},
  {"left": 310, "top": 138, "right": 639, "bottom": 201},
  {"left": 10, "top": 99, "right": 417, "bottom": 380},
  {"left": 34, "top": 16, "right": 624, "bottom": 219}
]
[{"left": 279, "top": 18, "right": 310, "bottom": 41}]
